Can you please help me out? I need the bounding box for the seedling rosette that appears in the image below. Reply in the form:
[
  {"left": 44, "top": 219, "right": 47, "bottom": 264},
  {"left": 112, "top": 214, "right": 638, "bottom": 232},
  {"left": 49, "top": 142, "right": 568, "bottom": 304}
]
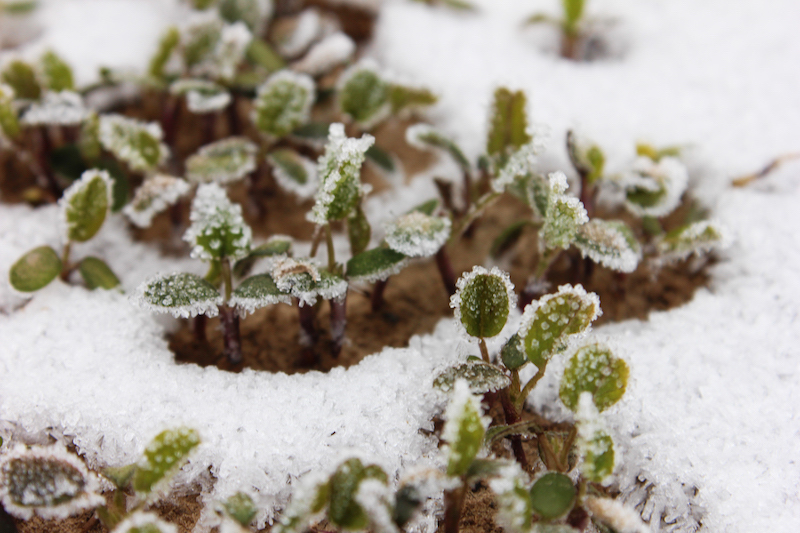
[{"left": 252, "top": 69, "right": 315, "bottom": 139}]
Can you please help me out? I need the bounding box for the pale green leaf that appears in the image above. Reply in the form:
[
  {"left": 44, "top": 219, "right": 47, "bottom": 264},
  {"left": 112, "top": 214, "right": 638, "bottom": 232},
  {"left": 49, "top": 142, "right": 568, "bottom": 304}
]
[
  {"left": 385, "top": 211, "right": 450, "bottom": 258},
  {"left": 268, "top": 148, "right": 318, "bottom": 198},
  {"left": 574, "top": 219, "right": 641, "bottom": 273},
  {"left": 186, "top": 137, "right": 257, "bottom": 185},
  {"left": 347, "top": 204, "right": 371, "bottom": 256},
  {"left": 657, "top": 220, "right": 725, "bottom": 263},
  {"left": 184, "top": 183, "right": 252, "bottom": 262},
  {"left": 346, "top": 247, "right": 407, "bottom": 283},
  {"left": 252, "top": 70, "right": 315, "bottom": 138},
  {"left": 223, "top": 492, "right": 257, "bottom": 526},
  {"left": 132, "top": 428, "right": 200, "bottom": 495},
  {"left": 39, "top": 50, "right": 74, "bottom": 92},
  {"left": 9, "top": 246, "right": 61, "bottom": 292},
  {"left": 559, "top": 343, "right": 629, "bottom": 413},
  {"left": 451, "top": 266, "right": 516, "bottom": 339},
  {"left": 79, "top": 256, "right": 120, "bottom": 290},
  {"left": 1, "top": 59, "right": 40, "bottom": 100},
  {"left": 442, "top": 380, "right": 487, "bottom": 477},
  {"left": 405, "top": 123, "right": 470, "bottom": 173},
  {"left": 328, "top": 459, "right": 387, "bottom": 530},
  {"left": 338, "top": 62, "right": 389, "bottom": 126},
  {"left": 433, "top": 360, "right": 511, "bottom": 394},
  {"left": 0, "top": 83, "right": 20, "bottom": 140},
  {"left": 387, "top": 84, "right": 437, "bottom": 114},
  {"left": 540, "top": 172, "right": 587, "bottom": 250},
  {"left": 98, "top": 115, "right": 168, "bottom": 172},
  {"left": 486, "top": 87, "right": 530, "bottom": 165},
  {"left": 61, "top": 169, "right": 111, "bottom": 242},
  {"left": 230, "top": 273, "right": 291, "bottom": 315},
  {"left": 529, "top": 472, "right": 575, "bottom": 519},
  {"left": 148, "top": 26, "right": 180, "bottom": 79},
  {"left": 135, "top": 272, "right": 222, "bottom": 318}
]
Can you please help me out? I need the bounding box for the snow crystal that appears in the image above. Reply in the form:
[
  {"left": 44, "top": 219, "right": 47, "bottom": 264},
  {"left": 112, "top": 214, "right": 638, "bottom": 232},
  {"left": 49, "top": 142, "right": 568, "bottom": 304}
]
[
  {"left": 291, "top": 32, "right": 355, "bottom": 76},
  {"left": 183, "top": 183, "right": 252, "bottom": 262},
  {"left": 123, "top": 174, "right": 191, "bottom": 228},
  {"left": 21, "top": 91, "right": 89, "bottom": 126},
  {"left": 384, "top": 211, "right": 451, "bottom": 258}
]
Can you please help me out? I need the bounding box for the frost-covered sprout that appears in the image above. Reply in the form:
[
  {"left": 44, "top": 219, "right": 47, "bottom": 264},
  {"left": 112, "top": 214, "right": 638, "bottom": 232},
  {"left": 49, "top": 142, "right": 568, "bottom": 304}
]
[
  {"left": 540, "top": 171, "right": 588, "bottom": 250},
  {"left": 493, "top": 140, "right": 541, "bottom": 194},
  {"left": 291, "top": 32, "right": 355, "bottom": 76},
  {"left": 0, "top": 84, "right": 20, "bottom": 140},
  {"left": 252, "top": 70, "right": 315, "bottom": 138},
  {"left": 229, "top": 273, "right": 291, "bottom": 315},
  {"left": 0, "top": 444, "right": 103, "bottom": 520},
  {"left": 123, "top": 174, "right": 191, "bottom": 228},
  {"left": 567, "top": 129, "right": 604, "bottom": 185},
  {"left": 1, "top": 58, "right": 40, "bottom": 100},
  {"left": 621, "top": 156, "right": 688, "bottom": 218},
  {"left": 519, "top": 284, "right": 601, "bottom": 369},
  {"left": 583, "top": 496, "right": 651, "bottom": 533},
  {"left": 184, "top": 183, "right": 252, "bottom": 262},
  {"left": 385, "top": 211, "right": 451, "bottom": 258},
  {"left": 135, "top": 272, "right": 222, "bottom": 318},
  {"left": 308, "top": 123, "right": 374, "bottom": 225},
  {"left": 405, "top": 123, "right": 470, "bottom": 172},
  {"left": 442, "top": 380, "right": 489, "bottom": 478},
  {"left": 560, "top": 343, "right": 628, "bottom": 413},
  {"left": 272, "top": 257, "right": 347, "bottom": 306},
  {"left": 181, "top": 12, "right": 224, "bottom": 70},
  {"left": 186, "top": 137, "right": 258, "bottom": 185},
  {"left": 529, "top": 472, "right": 576, "bottom": 520},
  {"left": 574, "top": 393, "right": 615, "bottom": 483},
  {"left": 433, "top": 359, "right": 511, "bottom": 395},
  {"left": 338, "top": 61, "right": 389, "bottom": 127},
  {"left": 656, "top": 220, "right": 726, "bottom": 263},
  {"left": 346, "top": 247, "right": 407, "bottom": 284},
  {"left": 99, "top": 114, "right": 169, "bottom": 173},
  {"left": 39, "top": 50, "right": 74, "bottom": 92},
  {"left": 451, "top": 266, "right": 516, "bottom": 344},
  {"left": 112, "top": 512, "right": 179, "bottom": 533},
  {"left": 21, "top": 90, "right": 89, "bottom": 126},
  {"left": 170, "top": 79, "right": 231, "bottom": 114},
  {"left": 132, "top": 427, "right": 200, "bottom": 495},
  {"left": 218, "top": 0, "right": 273, "bottom": 34},
  {"left": 486, "top": 87, "right": 531, "bottom": 170},
  {"left": 574, "top": 219, "right": 641, "bottom": 273},
  {"left": 268, "top": 148, "right": 318, "bottom": 199}
]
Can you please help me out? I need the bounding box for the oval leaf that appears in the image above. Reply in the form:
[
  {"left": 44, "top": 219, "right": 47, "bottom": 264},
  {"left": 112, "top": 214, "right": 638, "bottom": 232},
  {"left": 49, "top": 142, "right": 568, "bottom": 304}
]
[
  {"left": 230, "top": 273, "right": 291, "bottom": 315},
  {"left": 252, "top": 70, "right": 315, "bottom": 138},
  {"left": 347, "top": 205, "right": 372, "bottom": 256},
  {"left": 529, "top": 472, "right": 576, "bottom": 520},
  {"left": 132, "top": 428, "right": 200, "bottom": 495},
  {"left": 581, "top": 429, "right": 615, "bottom": 483},
  {"left": 486, "top": 87, "right": 530, "bottom": 165},
  {"left": 574, "top": 219, "right": 641, "bottom": 273},
  {"left": 9, "top": 246, "right": 62, "bottom": 292},
  {"left": 135, "top": 272, "right": 222, "bottom": 319},
  {"left": 79, "top": 257, "right": 120, "bottom": 290},
  {"left": 451, "top": 266, "right": 516, "bottom": 339},
  {"left": 338, "top": 63, "right": 389, "bottom": 126},
  {"left": 385, "top": 211, "right": 451, "bottom": 258},
  {"left": 433, "top": 360, "right": 511, "bottom": 395},
  {"left": 559, "top": 343, "right": 629, "bottom": 413},
  {"left": 657, "top": 220, "right": 725, "bottom": 263},
  {"left": 40, "top": 50, "right": 74, "bottom": 92},
  {"left": 61, "top": 170, "right": 111, "bottom": 243},
  {"left": 186, "top": 137, "right": 257, "bottom": 185},
  {"left": 268, "top": 148, "right": 318, "bottom": 199},
  {"left": 346, "top": 247, "right": 407, "bottom": 283},
  {"left": 500, "top": 333, "right": 527, "bottom": 371}
]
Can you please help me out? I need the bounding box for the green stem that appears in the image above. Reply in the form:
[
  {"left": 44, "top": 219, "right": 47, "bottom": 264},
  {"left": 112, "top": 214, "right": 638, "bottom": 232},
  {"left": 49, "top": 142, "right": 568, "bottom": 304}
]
[
  {"left": 478, "top": 338, "right": 490, "bottom": 363},
  {"left": 449, "top": 191, "right": 500, "bottom": 242},
  {"left": 324, "top": 223, "right": 335, "bottom": 271},
  {"left": 534, "top": 246, "right": 559, "bottom": 280},
  {"left": 516, "top": 362, "right": 547, "bottom": 411}
]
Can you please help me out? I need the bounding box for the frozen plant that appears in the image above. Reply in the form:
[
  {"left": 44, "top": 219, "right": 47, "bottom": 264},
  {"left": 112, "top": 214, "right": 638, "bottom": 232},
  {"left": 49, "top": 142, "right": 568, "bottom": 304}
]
[
  {"left": 185, "top": 136, "right": 258, "bottom": 185},
  {"left": 524, "top": 0, "right": 598, "bottom": 60},
  {"left": 252, "top": 69, "right": 315, "bottom": 140},
  {"left": 98, "top": 114, "right": 169, "bottom": 174},
  {"left": 123, "top": 174, "right": 192, "bottom": 228}
]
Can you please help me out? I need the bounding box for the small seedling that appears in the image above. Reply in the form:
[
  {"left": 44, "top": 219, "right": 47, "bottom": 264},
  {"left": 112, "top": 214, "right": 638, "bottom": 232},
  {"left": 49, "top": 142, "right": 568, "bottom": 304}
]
[
  {"left": 525, "top": 0, "right": 598, "bottom": 60},
  {"left": 252, "top": 69, "right": 315, "bottom": 140}
]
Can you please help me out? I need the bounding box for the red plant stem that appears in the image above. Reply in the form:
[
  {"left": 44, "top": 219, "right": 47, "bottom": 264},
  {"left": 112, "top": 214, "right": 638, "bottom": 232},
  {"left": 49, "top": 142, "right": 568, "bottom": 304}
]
[
  {"left": 329, "top": 293, "right": 347, "bottom": 359},
  {"left": 36, "top": 126, "right": 59, "bottom": 197},
  {"left": 371, "top": 278, "right": 388, "bottom": 312},
  {"left": 443, "top": 482, "right": 467, "bottom": 533},
  {"left": 193, "top": 314, "right": 207, "bottom": 343},
  {"left": 226, "top": 94, "right": 240, "bottom": 136},
  {"left": 296, "top": 301, "right": 318, "bottom": 367},
  {"left": 161, "top": 94, "right": 179, "bottom": 149},
  {"left": 435, "top": 247, "right": 457, "bottom": 296},
  {"left": 219, "top": 305, "right": 242, "bottom": 365},
  {"left": 498, "top": 388, "right": 529, "bottom": 470}
]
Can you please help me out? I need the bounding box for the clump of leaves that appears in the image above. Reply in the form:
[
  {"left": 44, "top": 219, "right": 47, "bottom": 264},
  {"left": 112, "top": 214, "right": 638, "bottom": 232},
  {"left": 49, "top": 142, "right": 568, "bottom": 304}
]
[{"left": 252, "top": 69, "right": 315, "bottom": 140}]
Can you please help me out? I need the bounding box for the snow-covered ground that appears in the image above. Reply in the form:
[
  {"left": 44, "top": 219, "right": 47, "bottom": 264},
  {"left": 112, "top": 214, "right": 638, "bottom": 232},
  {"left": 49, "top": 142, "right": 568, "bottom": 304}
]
[{"left": 1, "top": 1, "right": 800, "bottom": 532}]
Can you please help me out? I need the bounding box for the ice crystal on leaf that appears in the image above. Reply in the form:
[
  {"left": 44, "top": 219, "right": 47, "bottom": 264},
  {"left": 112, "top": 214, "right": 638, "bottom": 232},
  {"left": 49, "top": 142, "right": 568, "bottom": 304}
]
[
  {"left": 385, "top": 211, "right": 451, "bottom": 258},
  {"left": 442, "top": 380, "right": 489, "bottom": 477},
  {"left": 291, "top": 32, "right": 355, "bottom": 76},
  {"left": 337, "top": 60, "right": 389, "bottom": 127},
  {"left": 0, "top": 444, "right": 103, "bottom": 520},
  {"left": 252, "top": 70, "right": 315, "bottom": 138},
  {"left": 656, "top": 220, "right": 727, "bottom": 263},
  {"left": 268, "top": 148, "right": 318, "bottom": 199},
  {"left": 111, "top": 512, "right": 178, "bottom": 533},
  {"left": 346, "top": 247, "right": 408, "bottom": 283},
  {"left": 123, "top": 174, "right": 191, "bottom": 228},
  {"left": 186, "top": 137, "right": 258, "bottom": 185},
  {"left": 450, "top": 266, "right": 516, "bottom": 340},
  {"left": 621, "top": 156, "right": 688, "bottom": 218},
  {"left": 559, "top": 343, "right": 629, "bottom": 413},
  {"left": 60, "top": 169, "right": 113, "bottom": 243},
  {"left": 98, "top": 114, "right": 169, "bottom": 173},
  {"left": 189, "top": 20, "right": 252, "bottom": 81},
  {"left": 308, "top": 123, "right": 374, "bottom": 224},
  {"left": 355, "top": 478, "right": 399, "bottom": 533},
  {"left": 272, "top": 257, "right": 347, "bottom": 305},
  {"left": 133, "top": 427, "right": 201, "bottom": 496},
  {"left": 492, "top": 140, "right": 541, "bottom": 193},
  {"left": 487, "top": 462, "right": 532, "bottom": 533},
  {"left": 184, "top": 183, "right": 252, "bottom": 262},
  {"left": 540, "top": 171, "right": 588, "bottom": 250},
  {"left": 433, "top": 359, "right": 511, "bottom": 394},
  {"left": 170, "top": 79, "right": 231, "bottom": 114},
  {"left": 134, "top": 272, "right": 222, "bottom": 318},
  {"left": 574, "top": 393, "right": 616, "bottom": 483},
  {"left": 21, "top": 91, "right": 88, "bottom": 126},
  {"left": 574, "top": 219, "right": 641, "bottom": 273},
  {"left": 230, "top": 273, "right": 291, "bottom": 316}
]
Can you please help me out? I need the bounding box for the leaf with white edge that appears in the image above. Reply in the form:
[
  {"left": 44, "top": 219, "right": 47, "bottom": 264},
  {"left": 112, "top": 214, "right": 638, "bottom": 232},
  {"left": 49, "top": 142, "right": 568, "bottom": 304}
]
[
  {"left": 79, "top": 257, "right": 120, "bottom": 290},
  {"left": 328, "top": 459, "right": 388, "bottom": 531},
  {"left": 519, "top": 284, "right": 601, "bottom": 368},
  {"left": 405, "top": 123, "right": 470, "bottom": 173},
  {"left": 201, "top": 21, "right": 253, "bottom": 81},
  {"left": 230, "top": 273, "right": 291, "bottom": 315},
  {"left": 433, "top": 360, "right": 511, "bottom": 395},
  {"left": 268, "top": 148, "right": 318, "bottom": 199},
  {"left": 450, "top": 266, "right": 516, "bottom": 339},
  {"left": 492, "top": 141, "right": 542, "bottom": 194},
  {"left": 507, "top": 172, "right": 549, "bottom": 218},
  {"left": 181, "top": 12, "right": 223, "bottom": 68},
  {"left": 575, "top": 393, "right": 615, "bottom": 482},
  {"left": 111, "top": 512, "right": 178, "bottom": 533},
  {"left": 584, "top": 496, "right": 651, "bottom": 533},
  {"left": 98, "top": 114, "right": 169, "bottom": 172},
  {"left": 560, "top": 343, "right": 629, "bottom": 413},
  {"left": 272, "top": 472, "right": 330, "bottom": 533},
  {"left": 272, "top": 257, "right": 347, "bottom": 306},
  {"left": 39, "top": 50, "right": 74, "bottom": 92},
  {"left": 149, "top": 26, "right": 180, "bottom": 79},
  {"left": 22, "top": 90, "right": 89, "bottom": 127},
  {"left": 9, "top": 246, "right": 62, "bottom": 292},
  {"left": 233, "top": 235, "right": 293, "bottom": 278},
  {"left": 132, "top": 428, "right": 200, "bottom": 495},
  {"left": 218, "top": 0, "right": 272, "bottom": 33},
  {"left": 291, "top": 32, "right": 355, "bottom": 76},
  {"left": 346, "top": 248, "right": 408, "bottom": 283},
  {"left": 0, "top": 445, "right": 103, "bottom": 520},
  {"left": 123, "top": 175, "right": 191, "bottom": 228},
  {"left": 1, "top": 59, "right": 40, "bottom": 100},
  {"left": 170, "top": 79, "right": 231, "bottom": 114},
  {"left": 385, "top": 211, "right": 451, "bottom": 258},
  {"left": 308, "top": 123, "right": 374, "bottom": 224},
  {"left": 486, "top": 87, "right": 531, "bottom": 166},
  {"left": 60, "top": 169, "right": 112, "bottom": 243},
  {"left": 223, "top": 492, "right": 257, "bottom": 526},
  {"left": 487, "top": 461, "right": 532, "bottom": 533},
  {"left": 184, "top": 183, "right": 252, "bottom": 262},
  {"left": 252, "top": 70, "right": 315, "bottom": 138},
  {"left": 529, "top": 472, "right": 575, "bottom": 520},
  {"left": 566, "top": 130, "right": 604, "bottom": 184},
  {"left": 500, "top": 333, "right": 527, "bottom": 370},
  {"left": 186, "top": 137, "right": 257, "bottom": 185},
  {"left": 134, "top": 272, "right": 222, "bottom": 318},
  {"left": 575, "top": 219, "right": 641, "bottom": 273},
  {"left": 337, "top": 61, "right": 389, "bottom": 127},
  {"left": 0, "top": 84, "right": 20, "bottom": 140},
  {"left": 388, "top": 83, "right": 437, "bottom": 114},
  {"left": 442, "top": 380, "right": 489, "bottom": 477},
  {"left": 540, "top": 171, "right": 588, "bottom": 250},
  {"left": 348, "top": 204, "right": 372, "bottom": 256},
  {"left": 621, "top": 156, "right": 688, "bottom": 218},
  {"left": 657, "top": 220, "right": 726, "bottom": 263}
]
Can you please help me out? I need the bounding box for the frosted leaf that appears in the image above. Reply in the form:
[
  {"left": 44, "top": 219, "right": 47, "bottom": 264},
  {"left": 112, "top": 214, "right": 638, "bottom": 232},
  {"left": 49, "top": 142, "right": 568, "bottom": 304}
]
[
  {"left": 584, "top": 496, "right": 651, "bottom": 533},
  {"left": 180, "top": 11, "right": 224, "bottom": 70},
  {"left": 123, "top": 174, "right": 191, "bottom": 228},
  {"left": 346, "top": 247, "right": 408, "bottom": 283},
  {"left": 559, "top": 343, "right": 629, "bottom": 413},
  {"left": 433, "top": 360, "right": 511, "bottom": 394},
  {"left": 450, "top": 266, "right": 516, "bottom": 340},
  {"left": 218, "top": 0, "right": 273, "bottom": 34},
  {"left": 186, "top": 137, "right": 258, "bottom": 185},
  {"left": 187, "top": 17, "right": 253, "bottom": 81},
  {"left": 405, "top": 123, "right": 470, "bottom": 171},
  {"left": 98, "top": 114, "right": 169, "bottom": 172},
  {"left": 291, "top": 32, "right": 355, "bottom": 76},
  {"left": 486, "top": 87, "right": 530, "bottom": 157},
  {"left": 59, "top": 169, "right": 112, "bottom": 243},
  {"left": 148, "top": 26, "right": 180, "bottom": 79},
  {"left": 272, "top": 257, "right": 347, "bottom": 305},
  {"left": 575, "top": 393, "right": 615, "bottom": 483},
  {"left": 518, "top": 284, "right": 601, "bottom": 368},
  {"left": 9, "top": 245, "right": 62, "bottom": 293},
  {"left": 0, "top": 83, "right": 20, "bottom": 140},
  {"left": 170, "top": 79, "right": 231, "bottom": 114},
  {"left": 134, "top": 272, "right": 222, "bottom": 318},
  {"left": 21, "top": 91, "right": 88, "bottom": 126},
  {"left": 529, "top": 472, "right": 575, "bottom": 520},
  {"left": 566, "top": 129, "right": 605, "bottom": 184},
  {"left": 0, "top": 444, "right": 103, "bottom": 520},
  {"left": 385, "top": 211, "right": 451, "bottom": 258},
  {"left": 354, "top": 478, "right": 399, "bottom": 533},
  {"left": 272, "top": 471, "right": 330, "bottom": 533},
  {"left": 575, "top": 219, "right": 641, "bottom": 273},
  {"left": 442, "top": 380, "right": 489, "bottom": 477},
  {"left": 39, "top": 50, "right": 75, "bottom": 92},
  {"left": 488, "top": 462, "right": 532, "bottom": 533},
  {"left": 252, "top": 70, "right": 315, "bottom": 138},
  {"left": 222, "top": 491, "right": 257, "bottom": 526},
  {"left": 133, "top": 427, "right": 201, "bottom": 496},
  {"left": 184, "top": 183, "right": 252, "bottom": 261},
  {"left": 492, "top": 140, "right": 542, "bottom": 193},
  {"left": 230, "top": 273, "right": 291, "bottom": 315},
  {"left": 213, "top": 22, "right": 253, "bottom": 80},
  {"left": 111, "top": 512, "right": 178, "bottom": 533},
  {"left": 337, "top": 60, "right": 389, "bottom": 127},
  {"left": 540, "top": 171, "right": 588, "bottom": 250},
  {"left": 268, "top": 148, "right": 319, "bottom": 199},
  {"left": 656, "top": 220, "right": 727, "bottom": 263},
  {"left": 327, "top": 459, "right": 389, "bottom": 530},
  {"left": 308, "top": 123, "right": 374, "bottom": 224},
  {"left": 276, "top": 9, "right": 322, "bottom": 58},
  {"left": 507, "top": 172, "right": 549, "bottom": 218},
  {"left": 621, "top": 156, "right": 688, "bottom": 218},
  {"left": 1, "top": 58, "right": 40, "bottom": 100}
]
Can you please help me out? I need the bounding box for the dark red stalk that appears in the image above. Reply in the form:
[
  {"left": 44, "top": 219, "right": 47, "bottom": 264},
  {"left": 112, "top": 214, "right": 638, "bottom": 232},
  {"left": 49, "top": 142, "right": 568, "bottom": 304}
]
[
  {"left": 219, "top": 305, "right": 242, "bottom": 366},
  {"left": 371, "top": 278, "right": 388, "bottom": 312},
  {"left": 435, "top": 247, "right": 457, "bottom": 296},
  {"left": 297, "top": 301, "right": 318, "bottom": 367},
  {"left": 329, "top": 293, "right": 348, "bottom": 359}
]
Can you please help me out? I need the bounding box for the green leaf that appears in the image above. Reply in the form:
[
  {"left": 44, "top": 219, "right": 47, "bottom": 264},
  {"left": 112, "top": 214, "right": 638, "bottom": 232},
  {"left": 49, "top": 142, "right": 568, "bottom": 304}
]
[
  {"left": 98, "top": 115, "right": 168, "bottom": 173},
  {"left": 559, "top": 343, "right": 629, "bottom": 413},
  {"left": 540, "top": 172, "right": 587, "bottom": 250},
  {"left": 443, "top": 380, "right": 487, "bottom": 477},
  {"left": 246, "top": 38, "right": 286, "bottom": 72},
  {"left": 1, "top": 1, "right": 38, "bottom": 15},
  {"left": 182, "top": 17, "right": 223, "bottom": 69},
  {"left": 486, "top": 87, "right": 530, "bottom": 163},
  {"left": 253, "top": 70, "right": 315, "bottom": 138},
  {"left": 102, "top": 464, "right": 136, "bottom": 490},
  {"left": 186, "top": 137, "right": 257, "bottom": 185},
  {"left": 223, "top": 492, "right": 257, "bottom": 526},
  {"left": 465, "top": 458, "right": 514, "bottom": 481},
  {"left": 405, "top": 124, "right": 470, "bottom": 173},
  {"left": 50, "top": 144, "right": 87, "bottom": 183},
  {"left": 562, "top": 0, "right": 586, "bottom": 33},
  {"left": 489, "top": 463, "right": 533, "bottom": 533},
  {"left": 500, "top": 333, "right": 527, "bottom": 371},
  {"left": 1, "top": 60, "right": 40, "bottom": 100},
  {"left": 230, "top": 273, "right": 291, "bottom": 314},
  {"left": 61, "top": 170, "right": 111, "bottom": 242},
  {"left": 622, "top": 157, "right": 688, "bottom": 218},
  {"left": 0, "top": 84, "right": 20, "bottom": 140},
  {"left": 96, "top": 158, "right": 130, "bottom": 213},
  {"left": 132, "top": 428, "right": 200, "bottom": 494},
  {"left": 170, "top": 79, "right": 230, "bottom": 114},
  {"left": 268, "top": 148, "right": 309, "bottom": 185},
  {"left": 574, "top": 219, "right": 641, "bottom": 273},
  {"left": 148, "top": 26, "right": 180, "bottom": 80},
  {"left": 135, "top": 272, "right": 222, "bottom": 318},
  {"left": 491, "top": 220, "right": 534, "bottom": 258},
  {"left": 9, "top": 246, "right": 62, "bottom": 292},
  {"left": 452, "top": 266, "right": 514, "bottom": 339},
  {"left": 338, "top": 64, "right": 389, "bottom": 126},
  {"left": 635, "top": 142, "right": 682, "bottom": 162},
  {"left": 78, "top": 112, "right": 101, "bottom": 162},
  {"left": 387, "top": 84, "right": 437, "bottom": 114},
  {"left": 392, "top": 484, "right": 422, "bottom": 528},
  {"left": 566, "top": 130, "right": 604, "bottom": 184},
  {"left": 385, "top": 211, "right": 451, "bottom": 258},
  {"left": 347, "top": 205, "right": 372, "bottom": 256},
  {"left": 79, "top": 257, "right": 120, "bottom": 290},
  {"left": 39, "top": 50, "right": 74, "bottom": 92},
  {"left": 580, "top": 429, "right": 615, "bottom": 483},
  {"left": 328, "top": 459, "right": 387, "bottom": 530},
  {"left": 507, "top": 173, "right": 549, "bottom": 217},
  {"left": 520, "top": 284, "right": 600, "bottom": 368},
  {"left": 657, "top": 220, "right": 725, "bottom": 262},
  {"left": 410, "top": 198, "right": 439, "bottom": 216},
  {"left": 433, "top": 360, "right": 511, "bottom": 395},
  {"left": 291, "top": 121, "right": 330, "bottom": 140},
  {"left": 529, "top": 472, "right": 576, "bottom": 520},
  {"left": 184, "top": 183, "right": 252, "bottom": 262},
  {"left": 219, "top": 0, "right": 269, "bottom": 32},
  {"left": 365, "top": 144, "right": 395, "bottom": 173},
  {"left": 346, "top": 247, "right": 407, "bottom": 283},
  {"left": 524, "top": 13, "right": 559, "bottom": 26}
]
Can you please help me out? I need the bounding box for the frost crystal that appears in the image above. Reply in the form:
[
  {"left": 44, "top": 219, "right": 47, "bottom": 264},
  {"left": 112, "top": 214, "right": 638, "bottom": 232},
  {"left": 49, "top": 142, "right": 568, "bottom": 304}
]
[
  {"left": 112, "top": 512, "right": 179, "bottom": 533},
  {"left": 441, "top": 379, "right": 489, "bottom": 477},
  {"left": 492, "top": 140, "right": 541, "bottom": 193},
  {"left": 184, "top": 183, "right": 252, "bottom": 261},
  {"left": 656, "top": 220, "right": 728, "bottom": 263},
  {"left": 268, "top": 149, "right": 319, "bottom": 199},
  {"left": 450, "top": 265, "right": 517, "bottom": 340},
  {"left": 291, "top": 32, "right": 355, "bottom": 76},
  {"left": 252, "top": 70, "right": 315, "bottom": 138},
  {"left": 621, "top": 156, "right": 689, "bottom": 218},
  {"left": 98, "top": 114, "right": 169, "bottom": 172},
  {"left": 0, "top": 444, "right": 103, "bottom": 520},
  {"left": 488, "top": 462, "right": 532, "bottom": 533},
  {"left": 133, "top": 272, "right": 222, "bottom": 318},
  {"left": 584, "top": 496, "right": 651, "bottom": 533},
  {"left": 354, "top": 478, "right": 400, "bottom": 533},
  {"left": 21, "top": 91, "right": 89, "bottom": 126},
  {"left": 271, "top": 257, "right": 347, "bottom": 306},
  {"left": 186, "top": 137, "right": 258, "bottom": 185},
  {"left": 540, "top": 171, "right": 588, "bottom": 250},
  {"left": 123, "top": 175, "right": 191, "bottom": 228},
  {"left": 308, "top": 123, "right": 374, "bottom": 225},
  {"left": 170, "top": 79, "right": 231, "bottom": 114},
  {"left": 385, "top": 211, "right": 451, "bottom": 258},
  {"left": 575, "top": 219, "right": 641, "bottom": 273}
]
